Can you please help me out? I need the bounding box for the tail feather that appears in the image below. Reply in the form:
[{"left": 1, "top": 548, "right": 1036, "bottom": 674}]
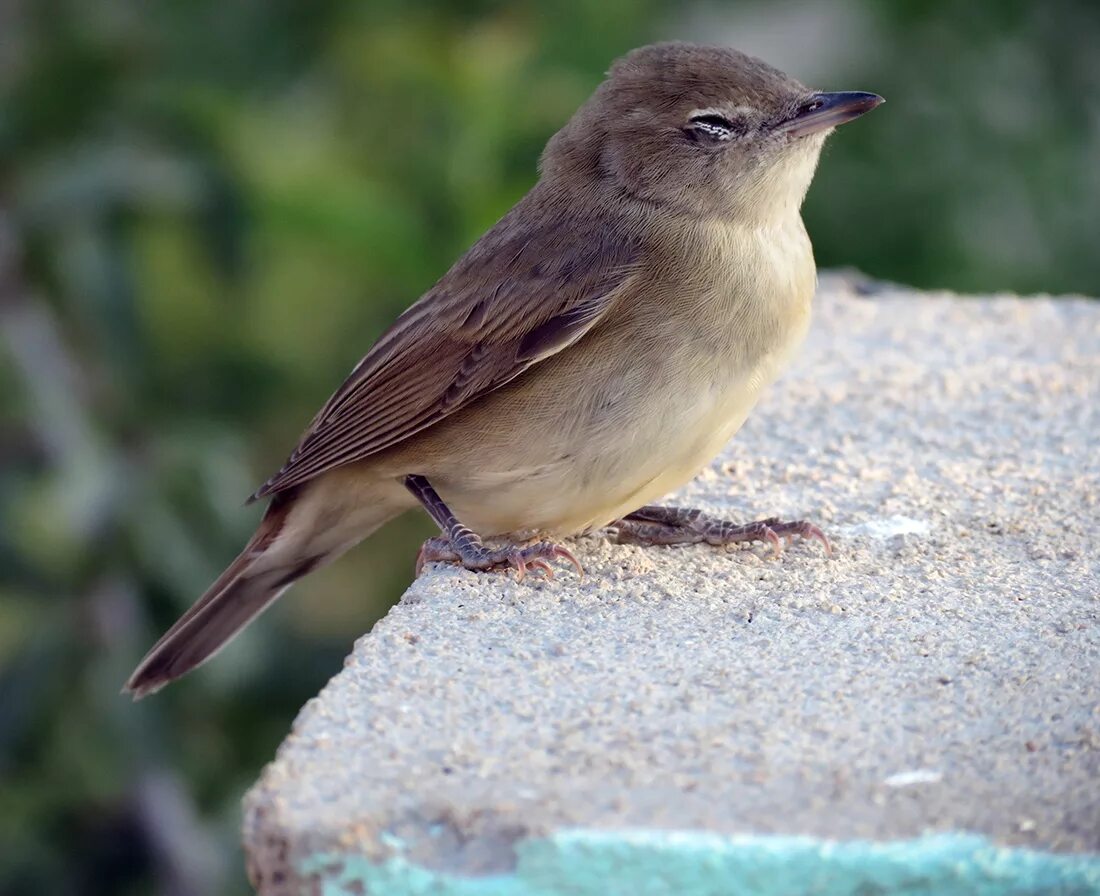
[
  {"left": 125, "top": 475, "right": 403, "bottom": 698},
  {"left": 124, "top": 570, "right": 291, "bottom": 699},
  {"left": 125, "top": 494, "right": 313, "bottom": 699}
]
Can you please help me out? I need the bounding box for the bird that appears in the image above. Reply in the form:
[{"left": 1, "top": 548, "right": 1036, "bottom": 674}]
[{"left": 125, "top": 41, "right": 883, "bottom": 698}]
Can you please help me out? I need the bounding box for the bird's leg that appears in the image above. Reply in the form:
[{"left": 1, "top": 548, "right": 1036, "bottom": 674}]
[
  {"left": 404, "top": 475, "right": 583, "bottom": 580},
  {"left": 612, "top": 504, "right": 830, "bottom": 558}
]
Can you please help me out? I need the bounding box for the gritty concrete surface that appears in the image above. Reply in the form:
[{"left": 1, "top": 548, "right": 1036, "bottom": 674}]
[{"left": 242, "top": 278, "right": 1100, "bottom": 894}]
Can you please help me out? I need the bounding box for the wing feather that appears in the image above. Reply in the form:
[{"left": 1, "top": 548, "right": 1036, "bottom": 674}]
[{"left": 251, "top": 193, "right": 639, "bottom": 501}]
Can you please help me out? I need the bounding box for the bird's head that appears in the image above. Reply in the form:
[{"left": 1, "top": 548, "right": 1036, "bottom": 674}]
[{"left": 543, "top": 42, "right": 883, "bottom": 222}]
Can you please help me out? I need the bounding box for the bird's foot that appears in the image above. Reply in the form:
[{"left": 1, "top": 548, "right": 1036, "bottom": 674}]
[
  {"left": 612, "top": 505, "right": 831, "bottom": 558},
  {"left": 405, "top": 474, "right": 584, "bottom": 580},
  {"left": 416, "top": 535, "right": 584, "bottom": 580}
]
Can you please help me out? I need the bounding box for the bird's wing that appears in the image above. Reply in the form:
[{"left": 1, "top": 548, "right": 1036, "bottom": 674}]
[{"left": 251, "top": 200, "right": 640, "bottom": 501}]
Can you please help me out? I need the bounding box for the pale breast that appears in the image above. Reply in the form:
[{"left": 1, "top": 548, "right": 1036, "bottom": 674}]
[
  {"left": 563, "top": 217, "right": 817, "bottom": 530},
  {"left": 408, "top": 214, "right": 818, "bottom": 536}
]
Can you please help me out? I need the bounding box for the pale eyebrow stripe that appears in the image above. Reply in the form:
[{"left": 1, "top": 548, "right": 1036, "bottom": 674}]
[{"left": 688, "top": 105, "right": 755, "bottom": 119}]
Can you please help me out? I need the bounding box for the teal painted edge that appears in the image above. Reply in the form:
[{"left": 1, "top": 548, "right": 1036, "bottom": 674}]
[{"left": 300, "top": 830, "right": 1100, "bottom": 896}]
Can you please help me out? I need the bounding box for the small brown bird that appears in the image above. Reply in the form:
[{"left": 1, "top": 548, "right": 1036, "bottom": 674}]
[{"left": 126, "top": 42, "right": 882, "bottom": 697}]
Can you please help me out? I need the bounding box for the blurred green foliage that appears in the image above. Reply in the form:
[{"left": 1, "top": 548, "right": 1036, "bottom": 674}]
[{"left": 1, "top": 0, "right": 1097, "bottom": 893}]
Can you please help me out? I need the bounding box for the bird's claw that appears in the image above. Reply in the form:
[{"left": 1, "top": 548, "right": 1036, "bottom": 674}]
[
  {"left": 506, "top": 542, "right": 584, "bottom": 581},
  {"left": 414, "top": 536, "right": 584, "bottom": 580},
  {"left": 725, "top": 516, "right": 830, "bottom": 558},
  {"left": 760, "top": 519, "right": 832, "bottom": 557}
]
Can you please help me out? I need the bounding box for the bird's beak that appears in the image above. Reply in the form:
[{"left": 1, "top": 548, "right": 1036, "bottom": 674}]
[{"left": 774, "top": 91, "right": 884, "bottom": 137}]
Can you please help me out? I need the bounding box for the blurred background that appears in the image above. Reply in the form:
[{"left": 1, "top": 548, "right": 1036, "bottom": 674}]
[{"left": 1, "top": 0, "right": 1097, "bottom": 892}]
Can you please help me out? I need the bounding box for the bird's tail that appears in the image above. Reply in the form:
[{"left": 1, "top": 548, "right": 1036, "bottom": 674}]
[{"left": 125, "top": 492, "right": 322, "bottom": 699}]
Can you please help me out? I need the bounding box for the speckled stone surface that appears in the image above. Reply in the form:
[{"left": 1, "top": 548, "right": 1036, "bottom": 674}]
[{"left": 242, "top": 279, "right": 1100, "bottom": 894}]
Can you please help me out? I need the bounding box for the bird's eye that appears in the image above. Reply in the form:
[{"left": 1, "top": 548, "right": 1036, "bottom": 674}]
[
  {"left": 686, "top": 112, "right": 740, "bottom": 142},
  {"left": 798, "top": 97, "right": 825, "bottom": 116}
]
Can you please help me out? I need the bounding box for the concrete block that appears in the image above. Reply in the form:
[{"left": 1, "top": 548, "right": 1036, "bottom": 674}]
[{"left": 243, "top": 278, "right": 1100, "bottom": 894}]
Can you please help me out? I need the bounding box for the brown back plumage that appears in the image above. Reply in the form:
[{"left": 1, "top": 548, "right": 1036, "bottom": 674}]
[{"left": 251, "top": 194, "right": 642, "bottom": 501}]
